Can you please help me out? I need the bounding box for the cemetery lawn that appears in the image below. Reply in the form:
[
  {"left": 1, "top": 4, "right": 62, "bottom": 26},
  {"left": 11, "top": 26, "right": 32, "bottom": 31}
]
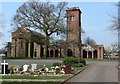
[
  {"left": 1, "top": 74, "right": 71, "bottom": 79},
  {"left": 1, "top": 66, "right": 86, "bottom": 80}
]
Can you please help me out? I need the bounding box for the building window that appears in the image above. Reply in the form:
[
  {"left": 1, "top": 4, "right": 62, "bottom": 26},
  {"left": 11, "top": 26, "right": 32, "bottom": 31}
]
[
  {"left": 70, "top": 15, "right": 75, "bottom": 21},
  {"left": 21, "top": 40, "right": 23, "bottom": 48}
]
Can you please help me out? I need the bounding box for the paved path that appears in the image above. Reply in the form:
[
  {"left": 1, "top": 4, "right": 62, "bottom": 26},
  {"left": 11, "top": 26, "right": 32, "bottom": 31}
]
[
  {"left": 0, "top": 57, "right": 62, "bottom": 66},
  {"left": 66, "top": 61, "right": 118, "bottom": 82}
]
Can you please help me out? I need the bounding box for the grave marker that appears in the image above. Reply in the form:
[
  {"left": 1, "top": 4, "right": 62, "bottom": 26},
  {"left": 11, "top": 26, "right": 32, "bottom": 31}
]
[
  {"left": 31, "top": 64, "right": 37, "bottom": 72},
  {"left": 23, "top": 64, "right": 29, "bottom": 72},
  {"left": 64, "top": 65, "right": 71, "bottom": 74},
  {"left": 16, "top": 66, "right": 19, "bottom": 73},
  {"left": 1, "top": 60, "right": 8, "bottom": 75}
]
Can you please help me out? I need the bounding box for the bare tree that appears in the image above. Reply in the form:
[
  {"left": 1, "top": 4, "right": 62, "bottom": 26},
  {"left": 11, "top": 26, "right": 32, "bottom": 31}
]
[
  {"left": 12, "top": 2, "right": 68, "bottom": 58},
  {"left": 108, "top": 2, "right": 120, "bottom": 33},
  {"left": 108, "top": 2, "right": 120, "bottom": 60}
]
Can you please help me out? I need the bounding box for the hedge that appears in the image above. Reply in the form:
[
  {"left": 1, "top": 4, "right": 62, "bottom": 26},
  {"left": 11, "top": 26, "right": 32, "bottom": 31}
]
[
  {"left": 63, "top": 57, "right": 86, "bottom": 66},
  {"left": 63, "top": 57, "right": 79, "bottom": 65},
  {"left": 79, "top": 58, "right": 86, "bottom": 65},
  {"left": 52, "top": 62, "right": 62, "bottom": 66}
]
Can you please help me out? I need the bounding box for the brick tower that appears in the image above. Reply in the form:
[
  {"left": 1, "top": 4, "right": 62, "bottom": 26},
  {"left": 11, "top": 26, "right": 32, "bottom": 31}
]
[{"left": 66, "top": 7, "right": 82, "bottom": 57}]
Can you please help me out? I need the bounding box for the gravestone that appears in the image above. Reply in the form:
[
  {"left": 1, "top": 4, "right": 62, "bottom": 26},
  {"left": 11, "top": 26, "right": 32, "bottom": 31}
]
[
  {"left": 31, "top": 64, "right": 37, "bottom": 72},
  {"left": 61, "top": 68, "right": 65, "bottom": 74},
  {"left": 40, "top": 68, "right": 45, "bottom": 75},
  {"left": 64, "top": 65, "right": 71, "bottom": 74},
  {"left": 55, "top": 66, "right": 60, "bottom": 74},
  {"left": 1, "top": 60, "right": 9, "bottom": 75},
  {"left": 49, "top": 67, "right": 55, "bottom": 74},
  {"left": 23, "top": 64, "right": 29, "bottom": 72},
  {"left": 16, "top": 66, "right": 20, "bottom": 73},
  {"left": 45, "top": 67, "right": 49, "bottom": 74},
  {"left": 2, "top": 65, "right": 8, "bottom": 74}
]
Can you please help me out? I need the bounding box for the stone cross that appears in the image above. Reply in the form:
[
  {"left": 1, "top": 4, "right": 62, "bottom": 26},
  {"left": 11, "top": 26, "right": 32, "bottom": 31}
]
[{"left": 1, "top": 60, "right": 8, "bottom": 75}]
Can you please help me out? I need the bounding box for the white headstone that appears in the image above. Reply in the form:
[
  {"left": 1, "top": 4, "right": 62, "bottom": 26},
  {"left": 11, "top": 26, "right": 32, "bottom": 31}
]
[
  {"left": 23, "top": 64, "right": 29, "bottom": 72},
  {"left": 16, "top": 66, "right": 19, "bottom": 72},
  {"left": 55, "top": 66, "right": 59, "bottom": 69},
  {"left": 45, "top": 67, "right": 49, "bottom": 72},
  {"left": 31, "top": 64, "right": 37, "bottom": 72}
]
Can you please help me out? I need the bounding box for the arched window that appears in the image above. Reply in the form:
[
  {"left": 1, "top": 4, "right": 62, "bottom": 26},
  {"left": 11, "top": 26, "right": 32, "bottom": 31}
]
[
  {"left": 70, "top": 15, "right": 75, "bottom": 21},
  {"left": 67, "top": 49, "right": 73, "bottom": 56},
  {"left": 50, "top": 50, "right": 54, "bottom": 57}
]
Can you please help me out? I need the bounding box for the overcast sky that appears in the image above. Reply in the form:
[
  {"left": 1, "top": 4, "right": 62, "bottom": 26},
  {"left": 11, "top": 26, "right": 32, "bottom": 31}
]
[{"left": 1, "top": 1, "right": 118, "bottom": 48}]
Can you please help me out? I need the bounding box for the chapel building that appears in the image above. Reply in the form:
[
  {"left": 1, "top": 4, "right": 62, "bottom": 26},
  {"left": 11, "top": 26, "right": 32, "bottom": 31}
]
[{"left": 6, "top": 7, "right": 104, "bottom": 59}]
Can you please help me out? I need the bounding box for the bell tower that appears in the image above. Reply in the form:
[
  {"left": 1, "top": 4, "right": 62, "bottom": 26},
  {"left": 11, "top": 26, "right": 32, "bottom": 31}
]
[{"left": 66, "top": 7, "right": 82, "bottom": 57}]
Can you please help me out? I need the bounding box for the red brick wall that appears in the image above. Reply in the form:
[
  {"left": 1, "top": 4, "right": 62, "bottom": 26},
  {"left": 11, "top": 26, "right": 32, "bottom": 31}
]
[{"left": 67, "top": 9, "right": 81, "bottom": 43}]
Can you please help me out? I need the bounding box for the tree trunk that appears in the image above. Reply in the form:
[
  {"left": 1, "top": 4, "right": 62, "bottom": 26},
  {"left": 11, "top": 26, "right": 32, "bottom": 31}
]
[{"left": 44, "top": 36, "right": 49, "bottom": 59}]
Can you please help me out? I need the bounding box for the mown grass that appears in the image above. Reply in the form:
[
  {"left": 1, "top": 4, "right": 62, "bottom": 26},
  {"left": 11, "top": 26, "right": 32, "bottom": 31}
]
[
  {"left": 73, "top": 66, "right": 86, "bottom": 73},
  {"left": 1, "top": 75, "right": 71, "bottom": 79}
]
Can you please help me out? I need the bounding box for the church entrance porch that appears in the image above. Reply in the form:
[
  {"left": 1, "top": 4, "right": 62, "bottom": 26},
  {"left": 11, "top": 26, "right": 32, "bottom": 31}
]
[
  {"left": 83, "top": 50, "right": 93, "bottom": 58},
  {"left": 55, "top": 50, "right": 59, "bottom": 58},
  {"left": 50, "top": 50, "right": 54, "bottom": 57},
  {"left": 81, "top": 45, "right": 104, "bottom": 59},
  {"left": 67, "top": 49, "right": 73, "bottom": 57},
  {"left": 88, "top": 51, "right": 92, "bottom": 58},
  {"left": 83, "top": 50, "right": 87, "bottom": 58},
  {"left": 93, "top": 50, "right": 97, "bottom": 59}
]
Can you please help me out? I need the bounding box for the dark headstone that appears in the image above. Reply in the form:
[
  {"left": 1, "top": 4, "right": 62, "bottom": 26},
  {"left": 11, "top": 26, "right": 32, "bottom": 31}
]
[
  {"left": 2, "top": 65, "right": 9, "bottom": 74},
  {"left": 56, "top": 68, "right": 60, "bottom": 74},
  {"left": 64, "top": 65, "right": 71, "bottom": 74}
]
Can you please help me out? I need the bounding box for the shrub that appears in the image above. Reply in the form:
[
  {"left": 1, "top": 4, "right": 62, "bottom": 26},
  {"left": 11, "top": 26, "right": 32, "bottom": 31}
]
[
  {"left": 8, "top": 66, "right": 16, "bottom": 74},
  {"left": 19, "top": 66, "right": 23, "bottom": 71},
  {"left": 63, "top": 57, "right": 86, "bottom": 66},
  {"left": 37, "top": 65, "right": 42, "bottom": 69},
  {"left": 63, "top": 57, "right": 79, "bottom": 65},
  {"left": 52, "top": 62, "right": 62, "bottom": 66},
  {"left": 9, "top": 66, "right": 14, "bottom": 71},
  {"left": 28, "top": 65, "right": 32, "bottom": 69},
  {"left": 79, "top": 58, "right": 86, "bottom": 65},
  {"left": 9, "top": 66, "right": 16, "bottom": 71}
]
